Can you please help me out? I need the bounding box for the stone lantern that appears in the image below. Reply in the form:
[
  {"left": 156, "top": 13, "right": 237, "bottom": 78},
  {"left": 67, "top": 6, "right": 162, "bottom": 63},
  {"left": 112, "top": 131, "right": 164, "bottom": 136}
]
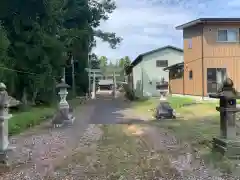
[
  {"left": 209, "top": 77, "right": 240, "bottom": 158},
  {"left": 154, "top": 79, "right": 176, "bottom": 120},
  {"left": 52, "top": 78, "right": 75, "bottom": 127},
  {"left": 0, "top": 83, "right": 14, "bottom": 165},
  {"left": 56, "top": 78, "right": 70, "bottom": 109},
  {"left": 158, "top": 78, "right": 169, "bottom": 101}
]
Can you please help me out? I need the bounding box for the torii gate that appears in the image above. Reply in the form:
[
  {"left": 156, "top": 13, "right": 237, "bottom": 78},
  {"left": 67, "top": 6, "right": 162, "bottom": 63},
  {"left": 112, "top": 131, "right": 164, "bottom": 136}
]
[
  {"left": 85, "top": 67, "right": 123, "bottom": 99},
  {"left": 104, "top": 68, "right": 122, "bottom": 98},
  {"left": 85, "top": 68, "right": 102, "bottom": 99}
]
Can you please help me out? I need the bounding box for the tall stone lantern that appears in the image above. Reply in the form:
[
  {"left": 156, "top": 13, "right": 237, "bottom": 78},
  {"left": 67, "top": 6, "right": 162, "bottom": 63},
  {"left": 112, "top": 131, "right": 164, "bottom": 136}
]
[
  {"left": 56, "top": 78, "right": 70, "bottom": 109},
  {"left": 0, "top": 83, "right": 14, "bottom": 165},
  {"left": 53, "top": 78, "right": 75, "bottom": 126},
  {"left": 209, "top": 77, "right": 240, "bottom": 158}
]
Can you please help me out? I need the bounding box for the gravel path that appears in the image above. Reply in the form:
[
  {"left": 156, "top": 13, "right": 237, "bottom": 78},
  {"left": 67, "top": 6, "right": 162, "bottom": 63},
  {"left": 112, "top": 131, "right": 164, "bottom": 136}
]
[{"left": 0, "top": 103, "right": 96, "bottom": 180}]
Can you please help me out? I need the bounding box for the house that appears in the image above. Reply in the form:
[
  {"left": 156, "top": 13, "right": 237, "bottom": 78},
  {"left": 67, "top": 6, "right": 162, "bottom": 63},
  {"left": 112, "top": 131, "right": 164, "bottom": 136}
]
[
  {"left": 164, "top": 18, "right": 240, "bottom": 98},
  {"left": 126, "top": 45, "right": 183, "bottom": 97}
]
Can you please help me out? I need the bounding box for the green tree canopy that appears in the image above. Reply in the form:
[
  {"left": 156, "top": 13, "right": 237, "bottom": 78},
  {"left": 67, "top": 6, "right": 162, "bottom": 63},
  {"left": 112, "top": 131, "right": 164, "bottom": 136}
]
[{"left": 0, "top": 0, "right": 122, "bottom": 105}]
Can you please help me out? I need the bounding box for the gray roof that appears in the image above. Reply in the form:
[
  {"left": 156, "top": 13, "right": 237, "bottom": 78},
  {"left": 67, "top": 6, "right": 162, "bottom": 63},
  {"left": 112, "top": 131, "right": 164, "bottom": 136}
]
[
  {"left": 163, "top": 62, "right": 184, "bottom": 71},
  {"left": 176, "top": 18, "right": 240, "bottom": 30}
]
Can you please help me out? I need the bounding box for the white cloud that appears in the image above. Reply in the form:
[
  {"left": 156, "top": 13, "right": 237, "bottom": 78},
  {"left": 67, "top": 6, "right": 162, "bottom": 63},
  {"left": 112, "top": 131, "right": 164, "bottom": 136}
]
[{"left": 93, "top": 0, "right": 239, "bottom": 62}]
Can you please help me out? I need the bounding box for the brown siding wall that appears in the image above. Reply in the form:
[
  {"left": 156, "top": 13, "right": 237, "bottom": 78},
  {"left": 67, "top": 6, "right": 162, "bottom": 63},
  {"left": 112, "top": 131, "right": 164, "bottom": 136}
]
[
  {"left": 182, "top": 23, "right": 240, "bottom": 96},
  {"left": 184, "top": 59, "right": 203, "bottom": 96},
  {"left": 169, "top": 78, "right": 184, "bottom": 94},
  {"left": 202, "top": 23, "right": 240, "bottom": 94},
  {"left": 203, "top": 24, "right": 240, "bottom": 57},
  {"left": 183, "top": 25, "right": 203, "bottom": 63},
  {"left": 183, "top": 25, "right": 203, "bottom": 96},
  {"left": 203, "top": 57, "right": 240, "bottom": 95}
]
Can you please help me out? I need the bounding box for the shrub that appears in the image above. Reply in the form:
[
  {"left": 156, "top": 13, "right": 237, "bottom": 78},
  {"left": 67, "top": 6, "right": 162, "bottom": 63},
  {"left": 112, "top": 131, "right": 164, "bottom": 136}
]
[{"left": 123, "top": 84, "right": 137, "bottom": 101}]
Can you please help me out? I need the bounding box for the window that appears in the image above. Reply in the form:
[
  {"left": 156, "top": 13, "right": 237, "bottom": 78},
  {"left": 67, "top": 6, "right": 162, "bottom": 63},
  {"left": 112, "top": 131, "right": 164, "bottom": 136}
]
[
  {"left": 156, "top": 60, "right": 168, "bottom": 67},
  {"left": 189, "top": 70, "right": 193, "bottom": 79},
  {"left": 188, "top": 39, "right": 192, "bottom": 49},
  {"left": 217, "top": 29, "right": 238, "bottom": 42}
]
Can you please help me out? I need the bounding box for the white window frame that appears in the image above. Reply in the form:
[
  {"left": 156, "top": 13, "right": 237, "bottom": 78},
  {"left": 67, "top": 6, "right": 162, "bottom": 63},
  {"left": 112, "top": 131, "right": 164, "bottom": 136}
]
[
  {"left": 156, "top": 60, "right": 168, "bottom": 67},
  {"left": 216, "top": 28, "right": 239, "bottom": 43},
  {"left": 187, "top": 38, "right": 192, "bottom": 49}
]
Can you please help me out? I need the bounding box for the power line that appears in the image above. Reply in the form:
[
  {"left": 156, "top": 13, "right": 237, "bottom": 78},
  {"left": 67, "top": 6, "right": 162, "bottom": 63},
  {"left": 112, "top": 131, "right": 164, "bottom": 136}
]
[{"left": 0, "top": 65, "right": 78, "bottom": 79}]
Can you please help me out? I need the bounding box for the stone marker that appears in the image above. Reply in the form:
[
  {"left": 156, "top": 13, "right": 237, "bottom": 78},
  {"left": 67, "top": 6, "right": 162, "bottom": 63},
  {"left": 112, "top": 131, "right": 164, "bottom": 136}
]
[
  {"left": 209, "top": 77, "right": 240, "bottom": 159},
  {"left": 52, "top": 78, "right": 75, "bottom": 127},
  {"left": 154, "top": 79, "right": 176, "bottom": 119},
  {"left": 0, "top": 83, "right": 14, "bottom": 166}
]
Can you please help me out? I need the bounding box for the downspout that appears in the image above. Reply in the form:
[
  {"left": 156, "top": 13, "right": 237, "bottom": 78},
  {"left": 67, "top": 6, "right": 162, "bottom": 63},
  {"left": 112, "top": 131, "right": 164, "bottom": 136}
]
[
  {"left": 183, "top": 67, "right": 185, "bottom": 95},
  {"left": 141, "top": 66, "right": 144, "bottom": 97},
  {"left": 201, "top": 25, "right": 204, "bottom": 99}
]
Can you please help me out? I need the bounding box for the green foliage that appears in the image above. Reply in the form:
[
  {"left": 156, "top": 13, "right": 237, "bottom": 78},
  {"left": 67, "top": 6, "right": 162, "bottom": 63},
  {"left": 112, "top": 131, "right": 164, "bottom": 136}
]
[
  {"left": 123, "top": 84, "right": 137, "bottom": 101},
  {"left": 9, "top": 107, "right": 55, "bottom": 135},
  {"left": 0, "top": 0, "right": 121, "bottom": 105}
]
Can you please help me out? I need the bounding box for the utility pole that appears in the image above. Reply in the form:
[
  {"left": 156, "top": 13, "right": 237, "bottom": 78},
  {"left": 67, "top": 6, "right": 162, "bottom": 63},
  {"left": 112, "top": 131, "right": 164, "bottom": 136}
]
[
  {"left": 71, "top": 55, "right": 76, "bottom": 97},
  {"left": 88, "top": 54, "right": 91, "bottom": 96}
]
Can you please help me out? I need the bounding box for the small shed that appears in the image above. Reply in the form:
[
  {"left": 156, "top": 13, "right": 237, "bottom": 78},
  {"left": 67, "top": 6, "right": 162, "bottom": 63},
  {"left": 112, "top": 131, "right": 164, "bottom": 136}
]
[{"left": 164, "top": 62, "right": 184, "bottom": 95}]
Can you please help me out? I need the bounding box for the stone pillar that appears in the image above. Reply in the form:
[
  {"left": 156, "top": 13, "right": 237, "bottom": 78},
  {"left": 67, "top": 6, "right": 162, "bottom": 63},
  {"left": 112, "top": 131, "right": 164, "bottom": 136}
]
[
  {"left": 0, "top": 83, "right": 14, "bottom": 165},
  {"left": 159, "top": 90, "right": 168, "bottom": 101},
  {"left": 91, "top": 72, "right": 96, "bottom": 99},
  {"left": 113, "top": 71, "right": 117, "bottom": 98}
]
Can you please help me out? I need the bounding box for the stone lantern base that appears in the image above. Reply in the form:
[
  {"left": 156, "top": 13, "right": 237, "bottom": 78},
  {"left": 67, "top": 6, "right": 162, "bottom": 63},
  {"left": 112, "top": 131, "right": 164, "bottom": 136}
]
[
  {"left": 154, "top": 100, "right": 176, "bottom": 120},
  {"left": 213, "top": 137, "right": 240, "bottom": 159},
  {"left": 0, "top": 147, "right": 15, "bottom": 167},
  {"left": 51, "top": 108, "right": 75, "bottom": 128}
]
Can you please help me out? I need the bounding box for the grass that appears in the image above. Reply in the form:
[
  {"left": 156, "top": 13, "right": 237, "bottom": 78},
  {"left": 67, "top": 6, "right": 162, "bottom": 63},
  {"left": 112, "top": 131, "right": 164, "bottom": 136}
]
[
  {"left": 148, "top": 102, "right": 239, "bottom": 174},
  {"left": 131, "top": 96, "right": 197, "bottom": 115},
  {"left": 8, "top": 98, "right": 83, "bottom": 136},
  {"left": 9, "top": 107, "right": 55, "bottom": 135},
  {"left": 130, "top": 96, "right": 238, "bottom": 173}
]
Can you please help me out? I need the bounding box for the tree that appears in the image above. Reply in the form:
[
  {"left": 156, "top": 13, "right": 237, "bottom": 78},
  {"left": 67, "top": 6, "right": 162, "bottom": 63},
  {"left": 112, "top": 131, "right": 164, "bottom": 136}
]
[
  {"left": 0, "top": 0, "right": 122, "bottom": 106},
  {"left": 123, "top": 56, "right": 131, "bottom": 67},
  {"left": 90, "top": 53, "right": 100, "bottom": 69},
  {"left": 115, "top": 56, "right": 132, "bottom": 81},
  {"left": 99, "top": 56, "right": 108, "bottom": 68}
]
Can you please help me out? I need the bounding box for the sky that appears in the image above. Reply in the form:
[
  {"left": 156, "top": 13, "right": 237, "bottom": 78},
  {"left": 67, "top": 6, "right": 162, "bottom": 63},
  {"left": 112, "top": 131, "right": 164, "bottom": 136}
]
[{"left": 92, "top": 0, "right": 240, "bottom": 62}]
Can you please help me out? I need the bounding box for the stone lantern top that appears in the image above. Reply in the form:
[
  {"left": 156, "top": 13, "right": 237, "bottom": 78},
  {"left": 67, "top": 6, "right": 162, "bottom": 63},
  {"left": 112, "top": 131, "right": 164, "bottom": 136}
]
[
  {"left": 0, "top": 83, "right": 6, "bottom": 91},
  {"left": 56, "top": 78, "right": 70, "bottom": 89},
  {"left": 209, "top": 77, "right": 240, "bottom": 99},
  {"left": 222, "top": 77, "right": 233, "bottom": 88}
]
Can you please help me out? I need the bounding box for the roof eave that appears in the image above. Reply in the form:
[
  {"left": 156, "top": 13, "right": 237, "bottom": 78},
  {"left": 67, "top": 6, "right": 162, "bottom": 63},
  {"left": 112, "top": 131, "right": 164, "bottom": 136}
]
[
  {"left": 176, "top": 19, "right": 203, "bottom": 30},
  {"left": 176, "top": 18, "right": 240, "bottom": 30},
  {"left": 163, "top": 62, "right": 184, "bottom": 71}
]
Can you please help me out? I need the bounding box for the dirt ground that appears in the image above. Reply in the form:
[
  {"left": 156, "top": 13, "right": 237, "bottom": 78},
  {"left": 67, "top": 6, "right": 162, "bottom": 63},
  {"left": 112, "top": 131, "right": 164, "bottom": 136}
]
[
  {"left": 1, "top": 94, "right": 239, "bottom": 179},
  {"left": 46, "top": 99, "right": 238, "bottom": 180}
]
